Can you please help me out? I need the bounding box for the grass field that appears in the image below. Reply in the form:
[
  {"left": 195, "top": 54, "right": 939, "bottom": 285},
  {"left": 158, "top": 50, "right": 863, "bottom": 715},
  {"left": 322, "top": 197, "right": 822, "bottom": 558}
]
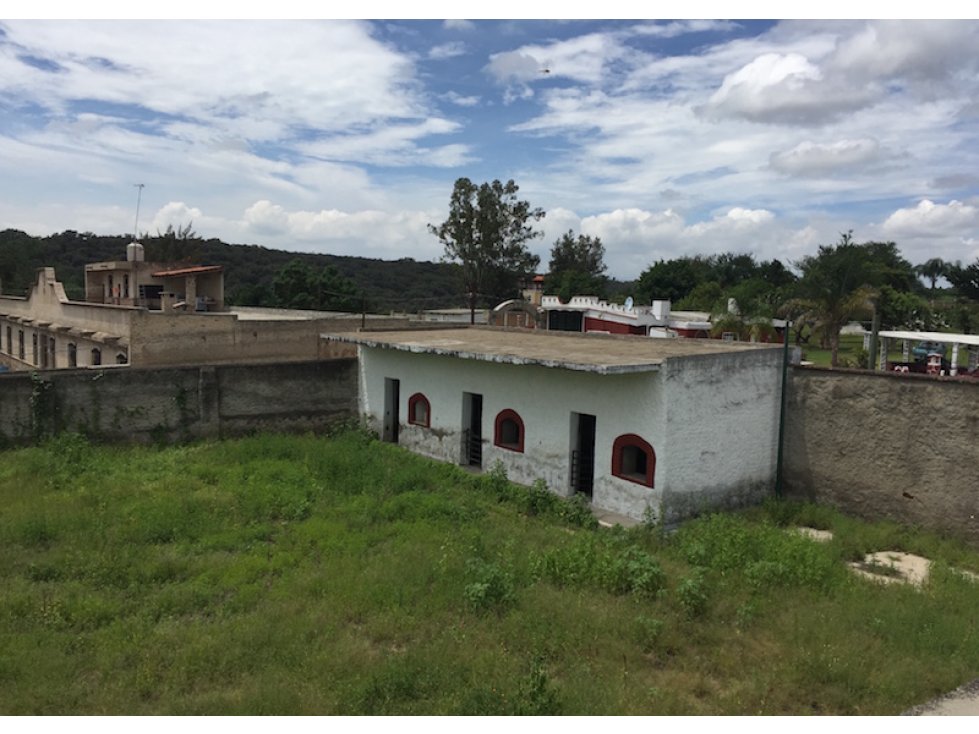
[{"left": 2, "top": 430, "right": 978, "bottom": 714}]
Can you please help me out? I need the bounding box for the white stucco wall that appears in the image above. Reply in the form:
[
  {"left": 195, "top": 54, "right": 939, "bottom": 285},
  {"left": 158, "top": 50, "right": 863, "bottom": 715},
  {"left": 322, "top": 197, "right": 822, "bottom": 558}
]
[
  {"left": 358, "top": 345, "right": 672, "bottom": 520},
  {"left": 356, "top": 342, "right": 782, "bottom": 523},
  {"left": 659, "top": 348, "right": 782, "bottom": 521}
]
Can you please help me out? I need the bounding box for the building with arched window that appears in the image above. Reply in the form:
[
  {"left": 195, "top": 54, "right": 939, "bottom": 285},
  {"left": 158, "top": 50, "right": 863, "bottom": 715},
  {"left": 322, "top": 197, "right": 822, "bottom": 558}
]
[{"left": 327, "top": 326, "right": 784, "bottom": 524}]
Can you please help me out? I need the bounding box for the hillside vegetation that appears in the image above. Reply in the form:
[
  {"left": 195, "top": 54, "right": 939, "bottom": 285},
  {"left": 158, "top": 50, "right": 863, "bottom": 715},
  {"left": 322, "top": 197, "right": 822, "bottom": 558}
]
[
  {"left": 0, "top": 228, "right": 465, "bottom": 312},
  {"left": 1, "top": 430, "right": 978, "bottom": 714}
]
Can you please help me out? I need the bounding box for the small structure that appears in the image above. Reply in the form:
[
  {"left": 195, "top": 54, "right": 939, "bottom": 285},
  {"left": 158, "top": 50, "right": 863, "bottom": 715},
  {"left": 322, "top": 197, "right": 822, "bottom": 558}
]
[
  {"left": 540, "top": 296, "right": 714, "bottom": 339},
  {"left": 83, "top": 241, "right": 224, "bottom": 312},
  {"left": 875, "top": 329, "right": 979, "bottom": 377},
  {"left": 324, "top": 326, "right": 783, "bottom": 523}
]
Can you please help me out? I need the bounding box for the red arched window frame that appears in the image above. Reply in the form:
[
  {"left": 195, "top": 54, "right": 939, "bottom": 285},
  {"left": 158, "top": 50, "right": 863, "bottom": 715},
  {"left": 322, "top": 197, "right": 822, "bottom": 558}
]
[
  {"left": 494, "top": 409, "right": 525, "bottom": 453},
  {"left": 611, "top": 434, "right": 655, "bottom": 487},
  {"left": 407, "top": 392, "right": 431, "bottom": 427}
]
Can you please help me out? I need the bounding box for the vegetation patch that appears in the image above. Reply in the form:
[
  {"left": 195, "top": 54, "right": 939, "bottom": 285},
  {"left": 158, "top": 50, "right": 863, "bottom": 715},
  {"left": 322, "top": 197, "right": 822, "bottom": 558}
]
[{"left": 1, "top": 430, "right": 978, "bottom": 714}]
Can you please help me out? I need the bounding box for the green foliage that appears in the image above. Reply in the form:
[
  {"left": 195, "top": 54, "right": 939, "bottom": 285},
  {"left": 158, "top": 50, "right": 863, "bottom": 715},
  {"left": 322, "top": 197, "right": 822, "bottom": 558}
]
[
  {"left": 637, "top": 253, "right": 795, "bottom": 316},
  {"left": 0, "top": 228, "right": 464, "bottom": 313},
  {"left": 633, "top": 614, "right": 665, "bottom": 652},
  {"left": 674, "top": 512, "right": 844, "bottom": 591},
  {"left": 270, "top": 258, "right": 360, "bottom": 312},
  {"left": 429, "top": 178, "right": 543, "bottom": 319},
  {"left": 675, "top": 571, "right": 709, "bottom": 618},
  {"left": 463, "top": 556, "right": 516, "bottom": 613},
  {"left": 532, "top": 534, "right": 666, "bottom": 597},
  {"left": 947, "top": 258, "right": 979, "bottom": 302},
  {"left": 787, "top": 232, "right": 915, "bottom": 366},
  {"left": 546, "top": 230, "right": 607, "bottom": 300},
  {"left": 1, "top": 432, "right": 979, "bottom": 714}
]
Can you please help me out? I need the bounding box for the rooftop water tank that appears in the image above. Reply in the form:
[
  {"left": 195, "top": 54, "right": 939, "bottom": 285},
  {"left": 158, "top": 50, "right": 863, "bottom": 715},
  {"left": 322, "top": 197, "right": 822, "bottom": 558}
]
[{"left": 127, "top": 241, "right": 145, "bottom": 262}]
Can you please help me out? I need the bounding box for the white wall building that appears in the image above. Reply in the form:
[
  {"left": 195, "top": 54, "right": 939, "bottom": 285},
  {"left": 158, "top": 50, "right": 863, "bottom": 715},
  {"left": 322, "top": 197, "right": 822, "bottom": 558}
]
[{"left": 325, "top": 327, "right": 784, "bottom": 523}]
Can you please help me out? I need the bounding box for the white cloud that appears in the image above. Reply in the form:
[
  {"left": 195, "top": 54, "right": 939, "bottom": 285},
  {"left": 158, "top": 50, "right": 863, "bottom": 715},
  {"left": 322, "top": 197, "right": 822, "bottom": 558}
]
[
  {"left": 629, "top": 20, "right": 739, "bottom": 38},
  {"left": 442, "top": 20, "right": 474, "bottom": 32},
  {"left": 770, "top": 138, "right": 883, "bottom": 177},
  {"left": 441, "top": 91, "right": 480, "bottom": 107},
  {"left": 299, "top": 118, "right": 471, "bottom": 167},
  {"left": 881, "top": 199, "right": 979, "bottom": 238},
  {"left": 149, "top": 201, "right": 204, "bottom": 234},
  {"left": 429, "top": 42, "right": 466, "bottom": 60},
  {"left": 702, "top": 52, "right": 866, "bottom": 125},
  {"left": 485, "top": 50, "right": 542, "bottom": 85},
  {"left": 240, "top": 200, "right": 439, "bottom": 260}
]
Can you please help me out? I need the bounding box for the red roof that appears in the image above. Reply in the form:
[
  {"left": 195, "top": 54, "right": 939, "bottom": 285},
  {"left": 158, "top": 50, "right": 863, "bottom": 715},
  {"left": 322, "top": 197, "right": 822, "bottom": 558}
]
[
  {"left": 532, "top": 275, "right": 545, "bottom": 283},
  {"left": 150, "top": 265, "right": 223, "bottom": 277}
]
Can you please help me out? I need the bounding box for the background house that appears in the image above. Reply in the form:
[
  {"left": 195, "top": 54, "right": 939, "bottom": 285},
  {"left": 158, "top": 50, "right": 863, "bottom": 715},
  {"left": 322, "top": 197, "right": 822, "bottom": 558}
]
[
  {"left": 0, "top": 247, "right": 410, "bottom": 372},
  {"left": 326, "top": 326, "right": 784, "bottom": 522}
]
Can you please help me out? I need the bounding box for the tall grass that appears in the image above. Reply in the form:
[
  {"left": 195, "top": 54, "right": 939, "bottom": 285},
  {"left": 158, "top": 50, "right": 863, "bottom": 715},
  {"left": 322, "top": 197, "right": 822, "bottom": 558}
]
[{"left": 1, "top": 430, "right": 977, "bottom": 714}]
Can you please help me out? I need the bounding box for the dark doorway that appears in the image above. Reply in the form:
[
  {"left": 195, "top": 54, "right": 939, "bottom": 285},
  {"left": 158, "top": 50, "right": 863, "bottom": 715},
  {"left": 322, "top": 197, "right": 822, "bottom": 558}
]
[
  {"left": 383, "top": 377, "right": 400, "bottom": 443},
  {"left": 548, "top": 310, "right": 583, "bottom": 332},
  {"left": 462, "top": 392, "right": 483, "bottom": 467},
  {"left": 571, "top": 412, "right": 596, "bottom": 498}
]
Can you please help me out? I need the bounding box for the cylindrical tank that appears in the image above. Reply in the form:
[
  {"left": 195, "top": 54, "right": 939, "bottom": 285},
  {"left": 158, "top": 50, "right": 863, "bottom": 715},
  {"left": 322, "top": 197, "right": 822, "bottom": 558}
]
[{"left": 127, "top": 241, "right": 145, "bottom": 262}]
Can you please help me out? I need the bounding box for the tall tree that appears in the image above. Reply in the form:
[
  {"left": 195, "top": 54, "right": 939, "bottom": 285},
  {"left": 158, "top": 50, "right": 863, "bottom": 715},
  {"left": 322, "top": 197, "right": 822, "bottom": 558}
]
[
  {"left": 947, "top": 258, "right": 979, "bottom": 302},
  {"left": 546, "top": 230, "right": 607, "bottom": 302},
  {"left": 915, "top": 257, "right": 949, "bottom": 292},
  {"left": 429, "top": 178, "right": 544, "bottom": 323},
  {"left": 787, "top": 232, "right": 883, "bottom": 367}
]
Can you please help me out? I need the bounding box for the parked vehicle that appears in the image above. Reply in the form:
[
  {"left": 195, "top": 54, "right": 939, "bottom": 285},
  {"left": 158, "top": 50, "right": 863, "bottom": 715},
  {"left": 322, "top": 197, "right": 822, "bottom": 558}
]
[{"left": 912, "top": 341, "right": 947, "bottom": 361}]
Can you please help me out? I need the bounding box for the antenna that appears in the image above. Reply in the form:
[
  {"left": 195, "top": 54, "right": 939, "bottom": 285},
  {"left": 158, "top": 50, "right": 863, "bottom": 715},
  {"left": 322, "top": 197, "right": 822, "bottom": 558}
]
[{"left": 133, "top": 183, "right": 145, "bottom": 241}]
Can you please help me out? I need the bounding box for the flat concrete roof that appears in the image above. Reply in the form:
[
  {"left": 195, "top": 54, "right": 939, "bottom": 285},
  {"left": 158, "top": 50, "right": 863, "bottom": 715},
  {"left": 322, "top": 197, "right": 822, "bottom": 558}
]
[{"left": 324, "top": 327, "right": 781, "bottom": 375}]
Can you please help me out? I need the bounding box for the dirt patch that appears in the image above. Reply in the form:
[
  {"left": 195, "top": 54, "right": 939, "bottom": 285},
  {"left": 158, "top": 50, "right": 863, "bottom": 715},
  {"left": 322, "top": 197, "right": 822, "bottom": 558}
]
[{"left": 848, "top": 551, "right": 931, "bottom": 586}]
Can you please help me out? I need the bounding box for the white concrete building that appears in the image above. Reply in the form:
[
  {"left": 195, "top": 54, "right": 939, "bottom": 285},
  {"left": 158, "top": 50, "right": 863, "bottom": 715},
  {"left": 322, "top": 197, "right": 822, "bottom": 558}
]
[{"left": 325, "top": 327, "right": 785, "bottom": 523}]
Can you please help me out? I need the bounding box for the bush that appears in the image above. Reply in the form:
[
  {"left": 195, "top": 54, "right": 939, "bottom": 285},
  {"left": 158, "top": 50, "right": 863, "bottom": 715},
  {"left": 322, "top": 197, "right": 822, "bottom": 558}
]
[
  {"left": 532, "top": 535, "right": 665, "bottom": 598},
  {"left": 463, "top": 557, "right": 516, "bottom": 613},
  {"left": 676, "top": 571, "right": 709, "bottom": 618}
]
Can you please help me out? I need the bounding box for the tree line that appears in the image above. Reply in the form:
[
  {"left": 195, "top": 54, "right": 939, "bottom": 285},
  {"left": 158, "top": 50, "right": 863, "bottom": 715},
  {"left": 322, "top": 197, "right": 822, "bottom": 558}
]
[
  {"left": 2, "top": 177, "right": 978, "bottom": 364},
  {"left": 430, "top": 177, "right": 979, "bottom": 363}
]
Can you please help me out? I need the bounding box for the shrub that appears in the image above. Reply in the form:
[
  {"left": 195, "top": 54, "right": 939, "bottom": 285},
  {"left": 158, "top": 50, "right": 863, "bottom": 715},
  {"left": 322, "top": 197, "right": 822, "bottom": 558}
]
[
  {"left": 463, "top": 557, "right": 516, "bottom": 613},
  {"left": 532, "top": 536, "right": 665, "bottom": 598},
  {"left": 676, "top": 571, "right": 709, "bottom": 618},
  {"left": 634, "top": 615, "right": 664, "bottom": 652}
]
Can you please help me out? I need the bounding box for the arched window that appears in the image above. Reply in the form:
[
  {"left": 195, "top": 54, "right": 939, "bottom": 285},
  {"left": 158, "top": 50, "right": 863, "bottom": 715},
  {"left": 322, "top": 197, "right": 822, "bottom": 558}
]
[
  {"left": 67, "top": 343, "right": 77, "bottom": 367},
  {"left": 91, "top": 348, "right": 102, "bottom": 366},
  {"left": 407, "top": 392, "right": 430, "bottom": 427},
  {"left": 116, "top": 353, "right": 128, "bottom": 365},
  {"left": 612, "top": 434, "right": 656, "bottom": 487},
  {"left": 494, "top": 409, "right": 525, "bottom": 453}
]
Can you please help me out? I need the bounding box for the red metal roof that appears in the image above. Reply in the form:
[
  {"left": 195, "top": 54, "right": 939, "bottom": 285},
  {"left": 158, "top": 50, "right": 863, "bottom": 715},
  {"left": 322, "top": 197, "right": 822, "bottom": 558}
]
[{"left": 150, "top": 265, "right": 223, "bottom": 277}]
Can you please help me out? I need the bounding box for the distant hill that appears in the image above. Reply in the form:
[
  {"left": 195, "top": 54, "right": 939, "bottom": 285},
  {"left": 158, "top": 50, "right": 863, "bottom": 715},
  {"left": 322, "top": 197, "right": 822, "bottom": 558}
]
[
  {"left": 0, "top": 228, "right": 637, "bottom": 313},
  {"left": 0, "top": 229, "right": 466, "bottom": 312}
]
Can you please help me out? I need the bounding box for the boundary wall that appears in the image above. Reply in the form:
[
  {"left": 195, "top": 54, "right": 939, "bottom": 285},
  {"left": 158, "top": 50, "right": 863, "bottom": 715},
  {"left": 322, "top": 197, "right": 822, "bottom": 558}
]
[
  {"left": 784, "top": 366, "right": 978, "bottom": 544},
  {"left": 0, "top": 359, "right": 358, "bottom": 445}
]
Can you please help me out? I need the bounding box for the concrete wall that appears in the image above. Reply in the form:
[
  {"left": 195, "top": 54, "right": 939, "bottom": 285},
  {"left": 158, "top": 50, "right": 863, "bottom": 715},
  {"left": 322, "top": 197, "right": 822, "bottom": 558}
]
[
  {"left": 784, "top": 367, "right": 979, "bottom": 544},
  {"left": 130, "top": 313, "right": 412, "bottom": 367},
  {"left": 357, "top": 344, "right": 783, "bottom": 522},
  {"left": 661, "top": 347, "right": 782, "bottom": 522},
  {"left": 0, "top": 359, "right": 357, "bottom": 445}
]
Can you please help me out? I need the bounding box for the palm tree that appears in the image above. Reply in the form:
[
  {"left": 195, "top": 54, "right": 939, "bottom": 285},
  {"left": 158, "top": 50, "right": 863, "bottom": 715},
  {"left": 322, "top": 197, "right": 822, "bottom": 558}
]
[
  {"left": 788, "top": 233, "right": 879, "bottom": 367},
  {"left": 915, "top": 257, "right": 949, "bottom": 292}
]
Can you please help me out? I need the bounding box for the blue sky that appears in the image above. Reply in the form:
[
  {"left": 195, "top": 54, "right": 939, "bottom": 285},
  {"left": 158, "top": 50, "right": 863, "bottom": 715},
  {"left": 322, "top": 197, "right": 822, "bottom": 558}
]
[{"left": 1, "top": 16, "right": 978, "bottom": 279}]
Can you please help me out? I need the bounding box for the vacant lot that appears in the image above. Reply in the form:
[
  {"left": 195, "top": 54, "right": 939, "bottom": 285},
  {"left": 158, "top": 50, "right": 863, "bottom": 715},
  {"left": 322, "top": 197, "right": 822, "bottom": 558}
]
[{"left": 1, "top": 430, "right": 977, "bottom": 714}]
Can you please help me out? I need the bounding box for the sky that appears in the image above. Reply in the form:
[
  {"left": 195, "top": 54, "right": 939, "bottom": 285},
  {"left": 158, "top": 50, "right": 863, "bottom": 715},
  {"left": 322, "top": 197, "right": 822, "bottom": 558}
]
[{"left": 1, "top": 14, "right": 978, "bottom": 280}]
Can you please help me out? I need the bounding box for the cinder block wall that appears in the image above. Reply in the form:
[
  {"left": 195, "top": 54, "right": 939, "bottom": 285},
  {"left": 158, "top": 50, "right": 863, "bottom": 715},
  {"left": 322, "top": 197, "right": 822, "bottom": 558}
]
[
  {"left": 784, "top": 367, "right": 979, "bottom": 544},
  {"left": 0, "top": 359, "right": 358, "bottom": 445}
]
